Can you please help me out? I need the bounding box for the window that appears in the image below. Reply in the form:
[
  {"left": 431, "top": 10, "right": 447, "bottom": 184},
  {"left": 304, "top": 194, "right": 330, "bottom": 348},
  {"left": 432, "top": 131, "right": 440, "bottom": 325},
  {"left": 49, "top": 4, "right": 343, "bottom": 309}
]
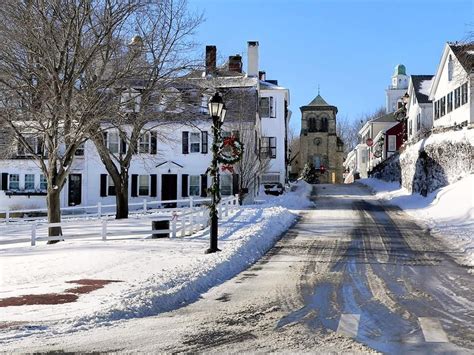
[
  {"left": 261, "top": 174, "right": 280, "bottom": 183},
  {"left": 139, "top": 133, "right": 150, "bottom": 153},
  {"left": 17, "top": 135, "right": 41, "bottom": 156},
  {"left": 388, "top": 135, "right": 396, "bottom": 152},
  {"left": 434, "top": 100, "right": 439, "bottom": 120},
  {"left": 440, "top": 96, "right": 446, "bottom": 117},
  {"left": 454, "top": 87, "right": 461, "bottom": 109},
  {"left": 313, "top": 155, "right": 322, "bottom": 168},
  {"left": 412, "top": 93, "right": 416, "bottom": 105},
  {"left": 40, "top": 174, "right": 47, "bottom": 190},
  {"left": 108, "top": 132, "right": 119, "bottom": 154},
  {"left": 261, "top": 137, "right": 276, "bottom": 159},
  {"left": 9, "top": 174, "right": 19, "bottom": 190},
  {"left": 25, "top": 174, "right": 35, "bottom": 190},
  {"left": 259, "top": 97, "right": 275, "bottom": 118},
  {"left": 121, "top": 90, "right": 140, "bottom": 112},
  {"left": 448, "top": 55, "right": 453, "bottom": 81},
  {"left": 190, "top": 132, "right": 200, "bottom": 153},
  {"left": 461, "top": 82, "right": 468, "bottom": 105},
  {"left": 108, "top": 175, "right": 116, "bottom": 196},
  {"left": 417, "top": 113, "right": 421, "bottom": 131},
  {"left": 75, "top": 143, "right": 85, "bottom": 156},
  {"left": 220, "top": 174, "right": 232, "bottom": 196},
  {"left": 189, "top": 175, "right": 200, "bottom": 196},
  {"left": 138, "top": 175, "right": 149, "bottom": 196},
  {"left": 447, "top": 92, "right": 453, "bottom": 113},
  {"left": 408, "top": 120, "right": 412, "bottom": 136}
]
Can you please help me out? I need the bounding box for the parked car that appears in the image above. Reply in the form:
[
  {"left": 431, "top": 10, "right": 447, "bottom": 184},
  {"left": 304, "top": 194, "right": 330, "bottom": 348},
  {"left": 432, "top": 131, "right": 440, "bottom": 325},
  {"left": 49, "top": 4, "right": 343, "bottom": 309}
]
[{"left": 263, "top": 183, "right": 284, "bottom": 196}]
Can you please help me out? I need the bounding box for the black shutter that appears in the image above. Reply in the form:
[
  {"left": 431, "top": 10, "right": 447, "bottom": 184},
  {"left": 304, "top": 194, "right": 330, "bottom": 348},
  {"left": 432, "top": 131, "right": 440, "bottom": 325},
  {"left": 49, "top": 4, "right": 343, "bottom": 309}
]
[
  {"left": 182, "top": 131, "right": 189, "bottom": 154},
  {"left": 182, "top": 174, "right": 188, "bottom": 197},
  {"left": 1, "top": 173, "right": 8, "bottom": 191},
  {"left": 150, "top": 174, "right": 157, "bottom": 197},
  {"left": 200, "top": 174, "right": 208, "bottom": 197},
  {"left": 150, "top": 131, "right": 157, "bottom": 154},
  {"left": 120, "top": 137, "right": 127, "bottom": 154},
  {"left": 102, "top": 131, "right": 108, "bottom": 147},
  {"left": 232, "top": 174, "right": 239, "bottom": 195},
  {"left": 131, "top": 174, "right": 138, "bottom": 197},
  {"left": 37, "top": 136, "right": 44, "bottom": 155},
  {"left": 100, "top": 174, "right": 107, "bottom": 197},
  {"left": 201, "top": 131, "right": 208, "bottom": 154}
]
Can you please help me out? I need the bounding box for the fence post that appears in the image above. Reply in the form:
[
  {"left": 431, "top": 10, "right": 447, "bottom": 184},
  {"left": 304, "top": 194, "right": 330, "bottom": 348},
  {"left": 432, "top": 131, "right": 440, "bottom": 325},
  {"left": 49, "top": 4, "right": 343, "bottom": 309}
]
[
  {"left": 189, "top": 196, "right": 194, "bottom": 208},
  {"left": 5, "top": 209, "right": 10, "bottom": 224},
  {"left": 101, "top": 219, "right": 107, "bottom": 241},
  {"left": 218, "top": 203, "right": 222, "bottom": 219},
  {"left": 171, "top": 218, "right": 177, "bottom": 238},
  {"left": 143, "top": 199, "right": 147, "bottom": 213},
  {"left": 189, "top": 212, "right": 194, "bottom": 233},
  {"left": 97, "top": 202, "right": 102, "bottom": 217},
  {"left": 31, "top": 222, "right": 37, "bottom": 246},
  {"left": 181, "top": 215, "right": 186, "bottom": 237}
]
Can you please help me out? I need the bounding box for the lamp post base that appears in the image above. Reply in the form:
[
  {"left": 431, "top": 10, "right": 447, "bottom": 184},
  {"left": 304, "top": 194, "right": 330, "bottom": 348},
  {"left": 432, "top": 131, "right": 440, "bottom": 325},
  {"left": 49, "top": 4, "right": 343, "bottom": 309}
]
[{"left": 205, "top": 247, "right": 221, "bottom": 254}]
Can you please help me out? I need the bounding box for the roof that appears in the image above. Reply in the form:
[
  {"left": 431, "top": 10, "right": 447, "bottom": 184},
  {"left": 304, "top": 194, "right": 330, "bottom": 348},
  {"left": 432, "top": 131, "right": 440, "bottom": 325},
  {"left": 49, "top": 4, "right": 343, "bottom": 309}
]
[
  {"left": 300, "top": 94, "right": 338, "bottom": 113},
  {"left": 307, "top": 94, "right": 330, "bottom": 107},
  {"left": 449, "top": 42, "right": 474, "bottom": 73},
  {"left": 411, "top": 75, "right": 434, "bottom": 104},
  {"left": 371, "top": 112, "right": 397, "bottom": 123},
  {"left": 394, "top": 64, "right": 406, "bottom": 76}
]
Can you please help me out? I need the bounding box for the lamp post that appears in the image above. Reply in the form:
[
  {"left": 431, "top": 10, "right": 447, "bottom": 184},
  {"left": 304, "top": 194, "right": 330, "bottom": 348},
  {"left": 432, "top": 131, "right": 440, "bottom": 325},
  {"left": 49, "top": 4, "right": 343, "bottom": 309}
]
[{"left": 206, "top": 92, "right": 227, "bottom": 254}]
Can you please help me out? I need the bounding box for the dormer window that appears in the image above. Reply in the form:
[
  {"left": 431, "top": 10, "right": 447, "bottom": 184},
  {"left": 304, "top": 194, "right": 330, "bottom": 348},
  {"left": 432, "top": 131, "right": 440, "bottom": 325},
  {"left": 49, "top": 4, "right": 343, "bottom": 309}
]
[{"left": 121, "top": 89, "right": 140, "bottom": 113}]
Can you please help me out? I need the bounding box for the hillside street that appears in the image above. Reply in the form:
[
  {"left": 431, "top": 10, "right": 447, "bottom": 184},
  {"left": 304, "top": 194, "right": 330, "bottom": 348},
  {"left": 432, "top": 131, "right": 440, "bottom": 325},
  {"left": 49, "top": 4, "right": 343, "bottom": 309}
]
[{"left": 3, "top": 183, "right": 473, "bottom": 353}]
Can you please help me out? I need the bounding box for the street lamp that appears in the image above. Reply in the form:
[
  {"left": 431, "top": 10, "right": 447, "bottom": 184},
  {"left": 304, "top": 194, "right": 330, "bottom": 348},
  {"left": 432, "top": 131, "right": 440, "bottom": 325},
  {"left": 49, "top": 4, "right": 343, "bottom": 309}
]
[{"left": 206, "top": 92, "right": 226, "bottom": 254}]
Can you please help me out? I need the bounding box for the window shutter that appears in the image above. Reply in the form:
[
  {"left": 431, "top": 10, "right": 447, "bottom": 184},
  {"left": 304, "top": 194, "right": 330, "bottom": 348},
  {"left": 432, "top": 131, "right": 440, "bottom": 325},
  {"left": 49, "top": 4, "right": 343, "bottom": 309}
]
[
  {"left": 182, "top": 131, "right": 189, "bottom": 154},
  {"left": 1, "top": 173, "right": 8, "bottom": 191},
  {"left": 200, "top": 174, "right": 208, "bottom": 197},
  {"left": 201, "top": 131, "right": 208, "bottom": 154},
  {"left": 232, "top": 174, "right": 239, "bottom": 196},
  {"left": 37, "top": 136, "right": 44, "bottom": 155},
  {"left": 131, "top": 174, "right": 138, "bottom": 197},
  {"left": 100, "top": 174, "right": 107, "bottom": 197},
  {"left": 182, "top": 174, "right": 188, "bottom": 197},
  {"left": 270, "top": 97, "right": 275, "bottom": 117},
  {"left": 120, "top": 137, "right": 127, "bottom": 154},
  {"left": 150, "top": 174, "right": 157, "bottom": 197},
  {"left": 102, "top": 132, "right": 108, "bottom": 147},
  {"left": 150, "top": 131, "right": 157, "bottom": 154}
]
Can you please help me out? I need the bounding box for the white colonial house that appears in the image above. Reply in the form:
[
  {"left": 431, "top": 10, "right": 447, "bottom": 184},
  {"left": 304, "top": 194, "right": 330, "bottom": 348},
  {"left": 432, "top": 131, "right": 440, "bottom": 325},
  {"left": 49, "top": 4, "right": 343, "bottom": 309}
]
[
  {"left": 0, "top": 41, "right": 291, "bottom": 211},
  {"left": 429, "top": 42, "right": 474, "bottom": 129},
  {"left": 406, "top": 75, "right": 434, "bottom": 142}
]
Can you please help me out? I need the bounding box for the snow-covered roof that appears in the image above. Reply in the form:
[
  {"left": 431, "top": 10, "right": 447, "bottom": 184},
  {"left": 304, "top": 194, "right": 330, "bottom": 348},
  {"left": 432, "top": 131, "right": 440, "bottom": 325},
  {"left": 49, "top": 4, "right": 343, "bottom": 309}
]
[{"left": 411, "top": 75, "right": 434, "bottom": 104}]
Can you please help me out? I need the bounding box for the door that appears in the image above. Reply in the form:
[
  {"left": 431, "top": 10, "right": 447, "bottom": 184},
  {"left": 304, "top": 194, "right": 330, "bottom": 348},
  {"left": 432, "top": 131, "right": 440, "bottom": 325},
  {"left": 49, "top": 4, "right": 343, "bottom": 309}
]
[
  {"left": 68, "top": 174, "right": 82, "bottom": 206},
  {"left": 161, "top": 174, "right": 177, "bottom": 208}
]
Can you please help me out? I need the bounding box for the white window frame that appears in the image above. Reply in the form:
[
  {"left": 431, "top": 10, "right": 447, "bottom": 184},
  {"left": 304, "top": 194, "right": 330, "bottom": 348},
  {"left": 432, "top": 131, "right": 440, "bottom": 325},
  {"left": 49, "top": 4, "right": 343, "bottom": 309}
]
[
  {"left": 190, "top": 132, "right": 201, "bottom": 153},
  {"left": 108, "top": 132, "right": 119, "bottom": 154},
  {"left": 261, "top": 137, "right": 277, "bottom": 159},
  {"left": 388, "top": 135, "right": 396, "bottom": 152},
  {"left": 139, "top": 132, "right": 151, "bottom": 154},
  {"left": 189, "top": 175, "right": 200, "bottom": 196},
  {"left": 138, "top": 175, "right": 149, "bottom": 196},
  {"left": 259, "top": 96, "right": 275, "bottom": 118},
  {"left": 17, "top": 135, "right": 40, "bottom": 156},
  {"left": 121, "top": 89, "right": 141, "bottom": 113},
  {"left": 24, "top": 174, "right": 35, "bottom": 190},
  {"left": 40, "top": 174, "right": 48, "bottom": 190},
  {"left": 9, "top": 174, "right": 20, "bottom": 190}
]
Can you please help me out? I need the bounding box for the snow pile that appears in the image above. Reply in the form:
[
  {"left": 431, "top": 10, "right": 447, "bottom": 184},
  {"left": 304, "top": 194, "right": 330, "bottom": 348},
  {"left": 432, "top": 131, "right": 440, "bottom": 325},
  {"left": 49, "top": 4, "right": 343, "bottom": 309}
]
[
  {"left": 360, "top": 175, "right": 474, "bottom": 269},
  {"left": 0, "top": 181, "right": 312, "bottom": 341},
  {"left": 256, "top": 180, "right": 315, "bottom": 209},
  {"left": 418, "top": 79, "right": 433, "bottom": 96}
]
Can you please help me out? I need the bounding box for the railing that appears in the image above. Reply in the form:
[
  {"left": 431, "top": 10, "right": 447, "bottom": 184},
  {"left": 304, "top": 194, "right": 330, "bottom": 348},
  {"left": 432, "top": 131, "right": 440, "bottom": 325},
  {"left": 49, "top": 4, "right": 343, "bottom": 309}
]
[
  {"left": 2, "top": 195, "right": 239, "bottom": 246},
  {"left": 0, "top": 195, "right": 235, "bottom": 224}
]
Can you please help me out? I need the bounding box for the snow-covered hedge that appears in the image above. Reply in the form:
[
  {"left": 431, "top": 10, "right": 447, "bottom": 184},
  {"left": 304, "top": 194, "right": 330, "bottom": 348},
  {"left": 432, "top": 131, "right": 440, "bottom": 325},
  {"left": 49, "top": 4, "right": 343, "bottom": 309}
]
[{"left": 370, "top": 129, "right": 474, "bottom": 195}]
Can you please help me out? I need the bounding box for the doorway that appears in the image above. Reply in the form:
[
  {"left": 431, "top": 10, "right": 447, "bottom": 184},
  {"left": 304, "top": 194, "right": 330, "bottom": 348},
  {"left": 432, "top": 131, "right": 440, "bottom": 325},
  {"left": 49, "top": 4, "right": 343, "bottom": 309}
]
[
  {"left": 161, "top": 174, "right": 177, "bottom": 208},
  {"left": 68, "top": 174, "right": 82, "bottom": 206}
]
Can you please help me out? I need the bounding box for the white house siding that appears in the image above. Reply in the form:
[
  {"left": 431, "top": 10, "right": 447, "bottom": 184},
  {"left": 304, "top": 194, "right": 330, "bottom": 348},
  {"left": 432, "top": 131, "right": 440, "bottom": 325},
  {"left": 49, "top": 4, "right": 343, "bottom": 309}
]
[
  {"left": 431, "top": 45, "right": 473, "bottom": 128},
  {"left": 260, "top": 86, "right": 289, "bottom": 185}
]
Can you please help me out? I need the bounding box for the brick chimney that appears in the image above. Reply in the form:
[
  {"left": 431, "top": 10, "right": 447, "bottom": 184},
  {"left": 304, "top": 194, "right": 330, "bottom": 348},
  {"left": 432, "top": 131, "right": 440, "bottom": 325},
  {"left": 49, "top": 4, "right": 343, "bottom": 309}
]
[
  {"left": 258, "top": 71, "right": 266, "bottom": 81},
  {"left": 247, "top": 41, "right": 259, "bottom": 77},
  {"left": 228, "top": 55, "right": 242, "bottom": 73},
  {"left": 205, "top": 45, "right": 216, "bottom": 75}
]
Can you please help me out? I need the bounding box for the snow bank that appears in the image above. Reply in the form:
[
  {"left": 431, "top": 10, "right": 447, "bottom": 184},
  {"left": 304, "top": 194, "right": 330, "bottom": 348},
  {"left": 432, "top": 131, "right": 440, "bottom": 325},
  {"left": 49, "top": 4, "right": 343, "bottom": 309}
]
[
  {"left": 359, "top": 175, "right": 474, "bottom": 269},
  {"left": 255, "top": 180, "right": 315, "bottom": 209},
  {"left": 0, "top": 181, "right": 312, "bottom": 341}
]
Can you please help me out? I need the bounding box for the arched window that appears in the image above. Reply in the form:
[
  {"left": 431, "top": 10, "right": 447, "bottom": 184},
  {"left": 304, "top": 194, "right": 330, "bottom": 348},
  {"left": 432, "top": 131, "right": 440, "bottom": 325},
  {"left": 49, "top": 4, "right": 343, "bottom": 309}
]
[
  {"left": 308, "top": 116, "right": 316, "bottom": 132},
  {"left": 315, "top": 118, "right": 322, "bottom": 131},
  {"left": 321, "top": 117, "right": 328, "bottom": 132}
]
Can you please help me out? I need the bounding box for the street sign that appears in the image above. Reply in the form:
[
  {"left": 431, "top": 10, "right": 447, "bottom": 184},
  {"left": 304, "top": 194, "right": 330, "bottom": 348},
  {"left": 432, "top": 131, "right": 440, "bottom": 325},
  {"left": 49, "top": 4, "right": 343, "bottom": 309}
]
[{"left": 366, "top": 138, "right": 374, "bottom": 147}]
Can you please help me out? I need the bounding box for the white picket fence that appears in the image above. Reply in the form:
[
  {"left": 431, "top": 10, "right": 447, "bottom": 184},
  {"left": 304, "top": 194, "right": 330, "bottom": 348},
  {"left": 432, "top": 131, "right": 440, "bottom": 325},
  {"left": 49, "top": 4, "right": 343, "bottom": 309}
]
[
  {"left": 24, "top": 195, "right": 239, "bottom": 246},
  {"left": 0, "top": 195, "right": 229, "bottom": 224}
]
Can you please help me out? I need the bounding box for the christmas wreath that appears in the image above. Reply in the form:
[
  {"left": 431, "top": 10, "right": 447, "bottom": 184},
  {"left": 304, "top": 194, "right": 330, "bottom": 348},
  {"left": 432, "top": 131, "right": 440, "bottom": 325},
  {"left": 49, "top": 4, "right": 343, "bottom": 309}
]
[{"left": 218, "top": 136, "right": 243, "bottom": 165}]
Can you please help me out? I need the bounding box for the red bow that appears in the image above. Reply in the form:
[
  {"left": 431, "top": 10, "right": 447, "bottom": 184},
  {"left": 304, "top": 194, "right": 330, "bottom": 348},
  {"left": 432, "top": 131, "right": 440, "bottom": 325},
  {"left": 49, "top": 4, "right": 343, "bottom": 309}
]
[{"left": 221, "top": 164, "right": 234, "bottom": 173}]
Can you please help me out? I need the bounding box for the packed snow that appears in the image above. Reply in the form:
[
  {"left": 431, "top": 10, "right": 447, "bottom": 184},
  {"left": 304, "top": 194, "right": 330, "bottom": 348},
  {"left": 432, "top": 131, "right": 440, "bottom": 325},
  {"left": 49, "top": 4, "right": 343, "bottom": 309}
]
[
  {"left": 418, "top": 79, "right": 433, "bottom": 97},
  {"left": 359, "top": 175, "right": 474, "bottom": 269},
  {"left": 0, "top": 181, "right": 313, "bottom": 344}
]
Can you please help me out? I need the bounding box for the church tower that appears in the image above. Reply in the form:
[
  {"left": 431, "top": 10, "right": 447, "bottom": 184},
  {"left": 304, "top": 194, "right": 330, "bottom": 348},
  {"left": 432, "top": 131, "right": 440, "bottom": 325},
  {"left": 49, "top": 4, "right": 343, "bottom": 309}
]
[
  {"left": 297, "top": 94, "right": 344, "bottom": 183},
  {"left": 386, "top": 64, "right": 408, "bottom": 113}
]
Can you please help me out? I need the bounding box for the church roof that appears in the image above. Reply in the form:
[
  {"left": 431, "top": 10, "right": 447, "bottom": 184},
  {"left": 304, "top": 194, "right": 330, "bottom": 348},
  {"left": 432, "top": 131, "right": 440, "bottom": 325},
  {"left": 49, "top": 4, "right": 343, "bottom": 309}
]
[{"left": 307, "top": 94, "right": 331, "bottom": 107}]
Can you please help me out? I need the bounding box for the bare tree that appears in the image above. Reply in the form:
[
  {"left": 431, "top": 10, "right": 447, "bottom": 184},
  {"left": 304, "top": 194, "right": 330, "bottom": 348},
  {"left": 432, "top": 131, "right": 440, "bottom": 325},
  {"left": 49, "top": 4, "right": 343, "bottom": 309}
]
[
  {"left": 88, "top": 0, "right": 202, "bottom": 219},
  {"left": 0, "top": 0, "right": 141, "bottom": 239}
]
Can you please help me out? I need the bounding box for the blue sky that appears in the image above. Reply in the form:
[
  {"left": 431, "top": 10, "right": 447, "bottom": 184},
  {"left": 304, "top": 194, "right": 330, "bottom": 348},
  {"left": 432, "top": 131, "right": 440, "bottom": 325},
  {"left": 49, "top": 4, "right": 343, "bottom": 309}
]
[{"left": 188, "top": 0, "right": 473, "bottom": 133}]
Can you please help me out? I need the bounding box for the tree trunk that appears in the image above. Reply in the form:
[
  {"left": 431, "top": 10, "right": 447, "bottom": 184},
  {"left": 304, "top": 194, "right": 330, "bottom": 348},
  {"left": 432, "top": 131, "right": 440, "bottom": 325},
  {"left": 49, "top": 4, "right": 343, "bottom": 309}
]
[
  {"left": 46, "top": 189, "right": 62, "bottom": 244},
  {"left": 115, "top": 181, "right": 129, "bottom": 219}
]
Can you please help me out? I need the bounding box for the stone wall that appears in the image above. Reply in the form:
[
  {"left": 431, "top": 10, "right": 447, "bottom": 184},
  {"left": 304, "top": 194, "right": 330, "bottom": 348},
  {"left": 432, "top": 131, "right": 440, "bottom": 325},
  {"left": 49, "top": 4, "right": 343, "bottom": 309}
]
[{"left": 370, "top": 129, "right": 474, "bottom": 195}]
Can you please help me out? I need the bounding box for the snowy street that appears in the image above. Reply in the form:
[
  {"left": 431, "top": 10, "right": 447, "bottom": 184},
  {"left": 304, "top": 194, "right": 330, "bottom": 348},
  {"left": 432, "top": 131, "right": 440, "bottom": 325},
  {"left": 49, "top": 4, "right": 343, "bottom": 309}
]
[{"left": 2, "top": 183, "right": 473, "bottom": 353}]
